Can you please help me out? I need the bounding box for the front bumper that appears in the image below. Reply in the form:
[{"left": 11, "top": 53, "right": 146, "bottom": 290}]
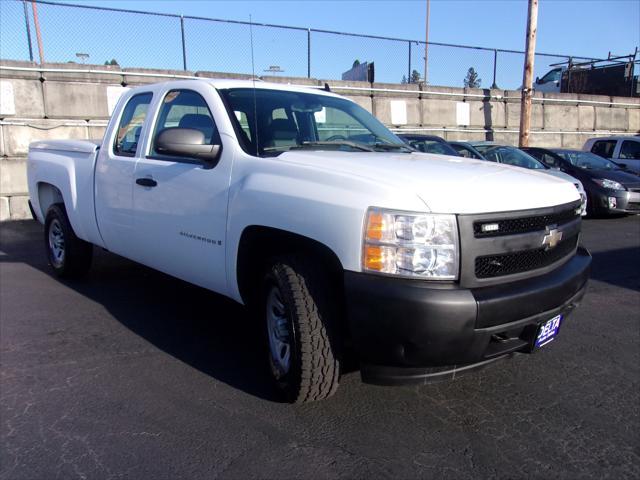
[
  {"left": 594, "top": 190, "right": 640, "bottom": 214},
  {"left": 344, "top": 247, "right": 591, "bottom": 385}
]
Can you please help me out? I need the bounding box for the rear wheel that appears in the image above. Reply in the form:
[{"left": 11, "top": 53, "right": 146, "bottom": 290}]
[
  {"left": 44, "top": 204, "right": 92, "bottom": 278},
  {"left": 263, "top": 255, "right": 341, "bottom": 403}
]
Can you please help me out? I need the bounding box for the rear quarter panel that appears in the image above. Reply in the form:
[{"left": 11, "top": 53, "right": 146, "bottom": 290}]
[{"left": 28, "top": 141, "right": 104, "bottom": 247}]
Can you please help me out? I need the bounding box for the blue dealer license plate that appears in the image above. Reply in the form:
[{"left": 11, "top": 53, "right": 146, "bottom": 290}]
[{"left": 535, "top": 315, "right": 563, "bottom": 349}]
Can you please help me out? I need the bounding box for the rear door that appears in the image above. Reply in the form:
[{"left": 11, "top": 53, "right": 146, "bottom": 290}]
[
  {"left": 131, "top": 85, "right": 232, "bottom": 293},
  {"left": 95, "top": 91, "right": 153, "bottom": 258}
]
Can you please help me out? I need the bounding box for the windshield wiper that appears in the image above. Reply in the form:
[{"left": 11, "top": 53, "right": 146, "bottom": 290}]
[
  {"left": 373, "top": 142, "right": 414, "bottom": 153},
  {"left": 289, "top": 141, "right": 375, "bottom": 152}
]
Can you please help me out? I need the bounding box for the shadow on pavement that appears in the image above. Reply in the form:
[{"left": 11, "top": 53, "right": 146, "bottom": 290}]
[{"left": 0, "top": 220, "right": 281, "bottom": 402}]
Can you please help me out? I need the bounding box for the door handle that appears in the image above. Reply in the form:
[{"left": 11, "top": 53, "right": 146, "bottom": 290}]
[{"left": 136, "top": 177, "right": 157, "bottom": 187}]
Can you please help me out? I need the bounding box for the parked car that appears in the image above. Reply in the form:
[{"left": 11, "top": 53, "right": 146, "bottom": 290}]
[
  {"left": 398, "top": 134, "right": 460, "bottom": 156},
  {"left": 448, "top": 141, "right": 487, "bottom": 160},
  {"left": 524, "top": 147, "right": 640, "bottom": 216},
  {"left": 467, "top": 143, "right": 588, "bottom": 215},
  {"left": 583, "top": 136, "right": 640, "bottom": 174},
  {"left": 26, "top": 79, "right": 591, "bottom": 402}
]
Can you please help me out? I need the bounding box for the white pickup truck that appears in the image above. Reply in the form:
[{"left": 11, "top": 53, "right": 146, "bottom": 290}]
[{"left": 27, "top": 79, "right": 591, "bottom": 403}]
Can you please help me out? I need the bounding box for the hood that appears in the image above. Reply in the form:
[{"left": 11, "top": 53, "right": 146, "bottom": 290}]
[
  {"left": 585, "top": 168, "right": 640, "bottom": 187},
  {"left": 276, "top": 151, "right": 581, "bottom": 214},
  {"left": 543, "top": 169, "right": 583, "bottom": 188}
]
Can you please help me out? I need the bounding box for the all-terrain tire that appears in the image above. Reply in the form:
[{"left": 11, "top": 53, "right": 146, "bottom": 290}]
[{"left": 263, "top": 255, "right": 341, "bottom": 403}]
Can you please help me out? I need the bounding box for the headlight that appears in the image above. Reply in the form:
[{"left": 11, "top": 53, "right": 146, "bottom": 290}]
[
  {"left": 362, "top": 208, "right": 459, "bottom": 280},
  {"left": 593, "top": 178, "right": 624, "bottom": 191}
]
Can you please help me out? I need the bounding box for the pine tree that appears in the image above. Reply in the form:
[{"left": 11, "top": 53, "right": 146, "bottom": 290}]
[{"left": 464, "top": 67, "right": 481, "bottom": 88}]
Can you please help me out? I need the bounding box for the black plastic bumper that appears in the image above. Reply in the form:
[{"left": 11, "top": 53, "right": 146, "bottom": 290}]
[{"left": 344, "top": 247, "right": 591, "bottom": 385}]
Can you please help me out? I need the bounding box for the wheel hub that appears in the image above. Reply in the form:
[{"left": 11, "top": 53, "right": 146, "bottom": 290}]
[
  {"left": 48, "top": 219, "right": 65, "bottom": 267},
  {"left": 266, "top": 286, "right": 291, "bottom": 379}
]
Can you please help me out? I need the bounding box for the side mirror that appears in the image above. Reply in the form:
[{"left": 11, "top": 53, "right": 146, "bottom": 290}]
[
  {"left": 535, "top": 76, "right": 540, "bottom": 83},
  {"left": 155, "top": 128, "right": 221, "bottom": 167}
]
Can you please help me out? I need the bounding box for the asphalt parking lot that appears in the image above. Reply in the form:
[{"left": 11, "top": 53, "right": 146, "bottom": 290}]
[{"left": 1, "top": 216, "right": 639, "bottom": 480}]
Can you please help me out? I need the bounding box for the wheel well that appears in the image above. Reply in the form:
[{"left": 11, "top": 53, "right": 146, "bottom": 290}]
[
  {"left": 37, "top": 183, "right": 64, "bottom": 218},
  {"left": 236, "top": 226, "right": 344, "bottom": 307}
]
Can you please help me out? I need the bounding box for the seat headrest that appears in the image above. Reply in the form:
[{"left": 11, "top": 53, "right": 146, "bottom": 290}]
[
  {"left": 179, "top": 114, "right": 214, "bottom": 131},
  {"left": 269, "top": 118, "right": 298, "bottom": 140}
]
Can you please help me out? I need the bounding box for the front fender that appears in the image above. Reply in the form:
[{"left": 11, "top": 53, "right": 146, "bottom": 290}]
[{"left": 225, "top": 161, "right": 426, "bottom": 303}]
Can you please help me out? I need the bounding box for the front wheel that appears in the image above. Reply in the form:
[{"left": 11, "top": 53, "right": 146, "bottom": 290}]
[
  {"left": 263, "top": 255, "right": 341, "bottom": 403},
  {"left": 44, "top": 204, "right": 93, "bottom": 278}
]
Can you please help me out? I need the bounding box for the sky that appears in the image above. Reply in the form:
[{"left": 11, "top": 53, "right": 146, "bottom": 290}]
[{"left": 1, "top": 0, "right": 639, "bottom": 89}]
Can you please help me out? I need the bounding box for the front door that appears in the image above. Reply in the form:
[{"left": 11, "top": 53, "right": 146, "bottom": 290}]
[{"left": 131, "top": 87, "right": 232, "bottom": 294}]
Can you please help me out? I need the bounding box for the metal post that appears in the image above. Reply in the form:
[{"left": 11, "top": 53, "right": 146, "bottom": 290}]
[
  {"left": 30, "top": 0, "right": 45, "bottom": 64},
  {"left": 518, "top": 0, "right": 539, "bottom": 148},
  {"left": 424, "top": 0, "right": 430, "bottom": 84},
  {"left": 408, "top": 41, "right": 412, "bottom": 82},
  {"left": 307, "top": 29, "right": 311, "bottom": 78},
  {"left": 491, "top": 49, "right": 498, "bottom": 89},
  {"left": 180, "top": 15, "right": 187, "bottom": 71},
  {"left": 22, "top": 0, "right": 34, "bottom": 62}
]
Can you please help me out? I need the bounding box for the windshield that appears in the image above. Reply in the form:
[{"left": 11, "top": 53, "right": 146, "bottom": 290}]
[
  {"left": 483, "top": 146, "right": 547, "bottom": 170},
  {"left": 555, "top": 150, "right": 622, "bottom": 170},
  {"left": 451, "top": 143, "right": 483, "bottom": 159},
  {"left": 403, "top": 137, "right": 459, "bottom": 156},
  {"left": 218, "top": 88, "right": 409, "bottom": 157}
]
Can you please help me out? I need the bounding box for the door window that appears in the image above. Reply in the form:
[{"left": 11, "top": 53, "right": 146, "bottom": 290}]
[
  {"left": 539, "top": 68, "right": 561, "bottom": 84},
  {"left": 113, "top": 92, "right": 153, "bottom": 157},
  {"left": 620, "top": 140, "right": 640, "bottom": 159},
  {"left": 151, "top": 89, "right": 221, "bottom": 158},
  {"left": 591, "top": 140, "right": 616, "bottom": 158}
]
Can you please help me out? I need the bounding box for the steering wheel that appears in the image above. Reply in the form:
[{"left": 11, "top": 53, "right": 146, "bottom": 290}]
[{"left": 325, "top": 135, "right": 347, "bottom": 141}]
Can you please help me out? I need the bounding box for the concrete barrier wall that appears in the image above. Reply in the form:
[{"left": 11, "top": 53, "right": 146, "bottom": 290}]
[{"left": 1, "top": 59, "right": 639, "bottom": 219}]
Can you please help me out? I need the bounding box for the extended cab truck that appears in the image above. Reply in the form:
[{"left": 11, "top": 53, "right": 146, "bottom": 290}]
[{"left": 27, "top": 80, "right": 592, "bottom": 403}]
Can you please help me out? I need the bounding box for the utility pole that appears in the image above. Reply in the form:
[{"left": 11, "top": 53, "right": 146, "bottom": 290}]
[
  {"left": 423, "top": 0, "right": 430, "bottom": 84},
  {"left": 31, "top": 0, "right": 45, "bottom": 64},
  {"left": 518, "top": 0, "right": 539, "bottom": 147}
]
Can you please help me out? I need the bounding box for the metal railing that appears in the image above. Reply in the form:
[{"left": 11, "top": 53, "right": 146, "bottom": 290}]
[{"left": 1, "top": 0, "right": 602, "bottom": 90}]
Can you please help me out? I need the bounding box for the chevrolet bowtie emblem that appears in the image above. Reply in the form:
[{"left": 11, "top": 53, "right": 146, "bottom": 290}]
[{"left": 542, "top": 227, "right": 563, "bottom": 249}]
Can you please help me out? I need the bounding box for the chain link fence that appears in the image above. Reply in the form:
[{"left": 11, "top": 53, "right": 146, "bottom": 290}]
[{"left": 1, "top": 0, "right": 598, "bottom": 89}]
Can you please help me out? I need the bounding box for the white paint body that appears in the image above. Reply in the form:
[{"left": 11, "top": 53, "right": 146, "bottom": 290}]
[{"left": 27, "top": 79, "right": 581, "bottom": 304}]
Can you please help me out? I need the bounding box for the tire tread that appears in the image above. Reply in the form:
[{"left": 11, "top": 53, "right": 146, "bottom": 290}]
[{"left": 270, "top": 255, "right": 341, "bottom": 403}]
